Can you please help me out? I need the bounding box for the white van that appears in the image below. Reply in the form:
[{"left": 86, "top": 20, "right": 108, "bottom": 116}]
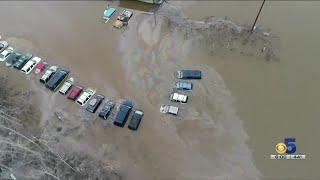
[
  {"left": 76, "top": 88, "right": 96, "bottom": 106},
  {"left": 0, "top": 46, "right": 14, "bottom": 62},
  {"left": 160, "top": 105, "right": 179, "bottom": 115},
  {"left": 21, "top": 57, "right": 41, "bottom": 74},
  {"left": 59, "top": 77, "right": 74, "bottom": 95},
  {"left": 169, "top": 92, "right": 188, "bottom": 103}
]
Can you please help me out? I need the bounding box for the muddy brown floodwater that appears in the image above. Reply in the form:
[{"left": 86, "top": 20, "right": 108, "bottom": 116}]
[{"left": 0, "top": 1, "right": 319, "bottom": 180}]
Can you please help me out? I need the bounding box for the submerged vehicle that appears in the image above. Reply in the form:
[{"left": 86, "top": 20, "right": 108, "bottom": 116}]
[
  {"left": 114, "top": 100, "right": 133, "bottom": 127},
  {"left": 175, "top": 81, "right": 193, "bottom": 91},
  {"left": 21, "top": 57, "right": 41, "bottom": 74},
  {"left": 5, "top": 52, "right": 21, "bottom": 67},
  {"left": 137, "top": 0, "right": 163, "bottom": 4},
  {"left": 68, "top": 86, "right": 83, "bottom": 100},
  {"left": 117, "top": 9, "right": 133, "bottom": 21},
  {"left": 59, "top": 77, "right": 74, "bottom": 95},
  {"left": 138, "top": 0, "right": 164, "bottom": 4},
  {"left": 176, "top": 70, "right": 202, "bottom": 79},
  {"left": 76, "top": 88, "right": 96, "bottom": 106},
  {"left": 0, "top": 41, "right": 8, "bottom": 53},
  {"left": 160, "top": 105, "right": 179, "bottom": 115},
  {"left": 169, "top": 92, "right": 188, "bottom": 103},
  {"left": 34, "top": 61, "right": 48, "bottom": 75},
  {"left": 13, "top": 53, "right": 33, "bottom": 70},
  {"left": 86, "top": 94, "right": 105, "bottom": 113},
  {"left": 40, "top": 66, "right": 57, "bottom": 84},
  {"left": 99, "top": 100, "right": 115, "bottom": 120},
  {"left": 128, "top": 110, "right": 144, "bottom": 131},
  {"left": 103, "top": 6, "right": 116, "bottom": 22},
  {"left": 113, "top": 9, "right": 133, "bottom": 29},
  {"left": 0, "top": 46, "right": 14, "bottom": 62},
  {"left": 46, "top": 68, "right": 69, "bottom": 91}
]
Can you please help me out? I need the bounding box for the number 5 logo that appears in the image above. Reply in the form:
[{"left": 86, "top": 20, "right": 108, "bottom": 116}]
[{"left": 284, "top": 138, "right": 297, "bottom": 154}]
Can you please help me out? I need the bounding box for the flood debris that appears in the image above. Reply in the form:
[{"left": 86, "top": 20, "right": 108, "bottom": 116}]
[
  {"left": 155, "top": 2, "right": 280, "bottom": 61},
  {"left": 55, "top": 112, "right": 64, "bottom": 121}
]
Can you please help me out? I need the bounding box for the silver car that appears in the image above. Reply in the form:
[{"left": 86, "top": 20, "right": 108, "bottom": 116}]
[
  {"left": 0, "top": 41, "right": 9, "bottom": 53},
  {"left": 0, "top": 46, "right": 14, "bottom": 62},
  {"left": 76, "top": 88, "right": 96, "bottom": 106},
  {"left": 40, "top": 66, "right": 57, "bottom": 84},
  {"left": 59, "top": 77, "right": 74, "bottom": 95}
]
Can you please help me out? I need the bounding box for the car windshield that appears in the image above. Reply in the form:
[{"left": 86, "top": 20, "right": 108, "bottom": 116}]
[{"left": 102, "top": 107, "right": 109, "bottom": 112}]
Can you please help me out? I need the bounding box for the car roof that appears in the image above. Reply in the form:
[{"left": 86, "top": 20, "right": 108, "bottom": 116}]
[
  {"left": 1, "top": 49, "right": 11, "bottom": 55},
  {"left": 135, "top": 110, "right": 144, "bottom": 115},
  {"left": 104, "top": 101, "right": 114, "bottom": 107},
  {"left": 104, "top": 7, "right": 116, "bottom": 17},
  {"left": 73, "top": 86, "right": 83, "bottom": 90},
  {"left": 69, "top": 86, "right": 82, "bottom": 95},
  {"left": 36, "top": 63, "right": 45, "bottom": 68},
  {"left": 31, "top": 57, "right": 41, "bottom": 62},
  {"left": 89, "top": 99, "right": 97, "bottom": 106},
  {"left": 169, "top": 106, "right": 179, "bottom": 114}
]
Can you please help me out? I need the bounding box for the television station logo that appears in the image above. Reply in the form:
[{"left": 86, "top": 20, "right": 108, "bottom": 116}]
[{"left": 270, "top": 138, "right": 306, "bottom": 160}]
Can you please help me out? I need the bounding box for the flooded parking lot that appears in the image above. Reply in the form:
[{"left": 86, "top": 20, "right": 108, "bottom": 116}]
[{"left": 0, "top": 1, "right": 320, "bottom": 180}]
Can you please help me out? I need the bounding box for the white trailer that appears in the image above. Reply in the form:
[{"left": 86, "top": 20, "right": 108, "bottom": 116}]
[
  {"left": 169, "top": 92, "right": 188, "bottom": 103},
  {"left": 160, "top": 105, "right": 179, "bottom": 115}
]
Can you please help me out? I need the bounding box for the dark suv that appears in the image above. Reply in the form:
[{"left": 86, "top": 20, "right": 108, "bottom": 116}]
[
  {"left": 13, "top": 53, "right": 33, "bottom": 70},
  {"left": 86, "top": 94, "right": 105, "bottom": 113},
  {"left": 46, "top": 68, "right": 69, "bottom": 91},
  {"left": 176, "top": 70, "right": 202, "bottom": 79},
  {"left": 114, "top": 100, "right": 133, "bottom": 127},
  {"left": 128, "top": 110, "right": 144, "bottom": 131}
]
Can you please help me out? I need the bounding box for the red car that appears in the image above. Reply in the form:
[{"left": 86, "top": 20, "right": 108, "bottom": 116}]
[
  {"left": 67, "top": 86, "right": 83, "bottom": 100},
  {"left": 34, "top": 61, "right": 47, "bottom": 75}
]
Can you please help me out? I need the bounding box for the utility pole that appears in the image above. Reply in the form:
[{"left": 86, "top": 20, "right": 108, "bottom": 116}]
[{"left": 250, "top": 0, "right": 266, "bottom": 33}]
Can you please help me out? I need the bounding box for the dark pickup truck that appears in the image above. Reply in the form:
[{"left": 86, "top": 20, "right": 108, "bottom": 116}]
[
  {"left": 86, "top": 94, "right": 105, "bottom": 113},
  {"left": 128, "top": 110, "right": 144, "bottom": 131},
  {"left": 46, "top": 68, "right": 69, "bottom": 91},
  {"left": 113, "top": 100, "right": 133, "bottom": 127},
  {"left": 13, "top": 53, "right": 33, "bottom": 70},
  {"left": 176, "top": 70, "right": 202, "bottom": 79}
]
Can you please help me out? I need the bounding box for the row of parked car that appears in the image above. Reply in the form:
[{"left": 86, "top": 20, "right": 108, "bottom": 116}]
[
  {"left": 0, "top": 40, "right": 144, "bottom": 131},
  {"left": 160, "top": 70, "right": 202, "bottom": 116}
]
